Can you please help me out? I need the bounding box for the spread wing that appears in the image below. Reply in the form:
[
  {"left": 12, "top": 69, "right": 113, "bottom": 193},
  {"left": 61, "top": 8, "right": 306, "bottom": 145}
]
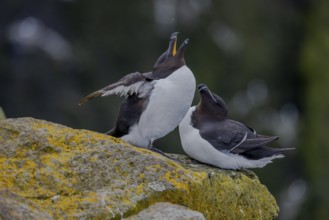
[
  {"left": 79, "top": 72, "right": 153, "bottom": 105},
  {"left": 199, "top": 120, "right": 278, "bottom": 154}
]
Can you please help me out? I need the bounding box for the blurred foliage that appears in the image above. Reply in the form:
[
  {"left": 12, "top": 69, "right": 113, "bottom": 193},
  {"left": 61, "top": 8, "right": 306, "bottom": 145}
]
[
  {"left": 300, "top": 0, "right": 329, "bottom": 219},
  {"left": 1, "top": 0, "right": 329, "bottom": 219}
]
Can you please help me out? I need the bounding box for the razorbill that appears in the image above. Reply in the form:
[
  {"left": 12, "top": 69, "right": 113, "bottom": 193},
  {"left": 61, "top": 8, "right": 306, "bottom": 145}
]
[
  {"left": 179, "top": 84, "right": 293, "bottom": 170},
  {"left": 80, "top": 33, "right": 196, "bottom": 149}
]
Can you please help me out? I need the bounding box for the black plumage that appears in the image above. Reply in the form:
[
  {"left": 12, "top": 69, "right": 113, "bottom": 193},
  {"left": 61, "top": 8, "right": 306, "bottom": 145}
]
[{"left": 192, "top": 84, "right": 292, "bottom": 160}]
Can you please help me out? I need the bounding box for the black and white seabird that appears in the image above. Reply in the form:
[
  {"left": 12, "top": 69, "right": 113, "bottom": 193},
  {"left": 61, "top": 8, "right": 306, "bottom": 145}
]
[
  {"left": 179, "top": 84, "right": 293, "bottom": 170},
  {"left": 80, "top": 33, "right": 196, "bottom": 148}
]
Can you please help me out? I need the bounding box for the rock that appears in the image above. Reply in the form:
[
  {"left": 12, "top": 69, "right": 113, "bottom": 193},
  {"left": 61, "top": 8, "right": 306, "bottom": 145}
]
[
  {"left": 0, "top": 190, "right": 53, "bottom": 220},
  {"left": 124, "top": 202, "right": 205, "bottom": 220},
  {"left": 0, "top": 117, "right": 279, "bottom": 219}
]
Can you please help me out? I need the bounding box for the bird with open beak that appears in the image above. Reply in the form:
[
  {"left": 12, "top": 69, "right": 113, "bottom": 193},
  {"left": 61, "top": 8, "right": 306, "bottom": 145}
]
[{"left": 80, "top": 33, "right": 196, "bottom": 150}]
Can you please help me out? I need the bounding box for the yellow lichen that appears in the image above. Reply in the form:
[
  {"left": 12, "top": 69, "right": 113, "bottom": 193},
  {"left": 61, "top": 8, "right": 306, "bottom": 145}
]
[{"left": 136, "top": 184, "right": 144, "bottom": 196}]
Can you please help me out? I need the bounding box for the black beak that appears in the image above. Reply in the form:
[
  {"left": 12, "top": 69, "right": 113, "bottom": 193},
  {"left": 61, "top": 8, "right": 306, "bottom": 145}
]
[
  {"left": 176, "top": 38, "right": 189, "bottom": 57},
  {"left": 198, "top": 84, "right": 218, "bottom": 103},
  {"left": 198, "top": 84, "right": 208, "bottom": 92}
]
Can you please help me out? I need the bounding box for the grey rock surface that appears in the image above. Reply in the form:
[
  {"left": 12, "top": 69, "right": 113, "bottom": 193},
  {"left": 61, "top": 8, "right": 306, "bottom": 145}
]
[{"left": 124, "top": 202, "right": 205, "bottom": 220}]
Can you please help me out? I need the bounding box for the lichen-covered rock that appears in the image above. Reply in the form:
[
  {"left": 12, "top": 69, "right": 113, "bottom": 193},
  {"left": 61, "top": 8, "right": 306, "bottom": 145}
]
[
  {"left": 0, "top": 118, "right": 279, "bottom": 219},
  {"left": 0, "top": 190, "right": 53, "bottom": 220},
  {"left": 124, "top": 202, "right": 205, "bottom": 220}
]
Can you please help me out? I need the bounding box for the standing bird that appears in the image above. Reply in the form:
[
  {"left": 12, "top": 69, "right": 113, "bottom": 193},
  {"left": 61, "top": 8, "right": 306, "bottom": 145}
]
[
  {"left": 179, "top": 84, "right": 293, "bottom": 170},
  {"left": 80, "top": 33, "right": 196, "bottom": 149}
]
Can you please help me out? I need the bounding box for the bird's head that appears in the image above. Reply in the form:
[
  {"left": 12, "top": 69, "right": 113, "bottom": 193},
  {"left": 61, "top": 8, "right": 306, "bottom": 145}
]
[
  {"left": 153, "top": 32, "right": 188, "bottom": 74},
  {"left": 197, "top": 84, "right": 228, "bottom": 118}
]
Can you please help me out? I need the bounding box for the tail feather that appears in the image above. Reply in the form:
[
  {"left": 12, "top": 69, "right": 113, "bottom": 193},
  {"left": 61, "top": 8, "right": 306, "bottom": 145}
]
[
  {"left": 240, "top": 136, "right": 279, "bottom": 149},
  {"left": 241, "top": 146, "right": 294, "bottom": 160},
  {"left": 276, "top": 147, "right": 295, "bottom": 155},
  {"left": 105, "top": 129, "right": 115, "bottom": 135},
  {"left": 79, "top": 90, "right": 103, "bottom": 105}
]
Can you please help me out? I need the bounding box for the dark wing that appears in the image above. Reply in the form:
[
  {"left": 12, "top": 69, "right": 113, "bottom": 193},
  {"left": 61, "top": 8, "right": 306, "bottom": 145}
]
[
  {"left": 79, "top": 72, "right": 153, "bottom": 105},
  {"left": 107, "top": 95, "right": 149, "bottom": 137},
  {"left": 239, "top": 135, "right": 278, "bottom": 148},
  {"left": 199, "top": 119, "right": 278, "bottom": 154},
  {"left": 143, "top": 66, "right": 181, "bottom": 80},
  {"left": 143, "top": 71, "right": 158, "bottom": 80}
]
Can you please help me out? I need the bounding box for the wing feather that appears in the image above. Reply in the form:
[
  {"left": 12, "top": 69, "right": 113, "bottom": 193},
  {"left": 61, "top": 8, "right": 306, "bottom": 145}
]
[
  {"left": 199, "top": 121, "right": 279, "bottom": 154},
  {"left": 79, "top": 72, "right": 153, "bottom": 105}
]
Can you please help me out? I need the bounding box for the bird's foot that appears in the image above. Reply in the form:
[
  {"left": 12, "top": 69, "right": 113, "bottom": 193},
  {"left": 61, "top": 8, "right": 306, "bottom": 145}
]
[{"left": 149, "top": 146, "right": 178, "bottom": 162}]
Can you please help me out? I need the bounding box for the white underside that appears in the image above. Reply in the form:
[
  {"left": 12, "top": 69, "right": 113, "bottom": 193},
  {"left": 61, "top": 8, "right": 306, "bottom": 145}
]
[
  {"left": 123, "top": 65, "right": 196, "bottom": 147},
  {"left": 179, "top": 107, "right": 284, "bottom": 170}
]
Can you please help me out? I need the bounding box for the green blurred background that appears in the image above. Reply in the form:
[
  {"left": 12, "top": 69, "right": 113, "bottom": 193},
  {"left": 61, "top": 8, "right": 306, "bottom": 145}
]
[{"left": 1, "top": 0, "right": 329, "bottom": 219}]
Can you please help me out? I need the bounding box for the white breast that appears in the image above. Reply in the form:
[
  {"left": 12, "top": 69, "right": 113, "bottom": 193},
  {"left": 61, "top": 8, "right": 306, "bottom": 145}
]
[
  {"left": 179, "top": 107, "right": 284, "bottom": 170},
  {"left": 137, "top": 65, "right": 196, "bottom": 145},
  {"left": 120, "top": 124, "right": 145, "bottom": 148}
]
